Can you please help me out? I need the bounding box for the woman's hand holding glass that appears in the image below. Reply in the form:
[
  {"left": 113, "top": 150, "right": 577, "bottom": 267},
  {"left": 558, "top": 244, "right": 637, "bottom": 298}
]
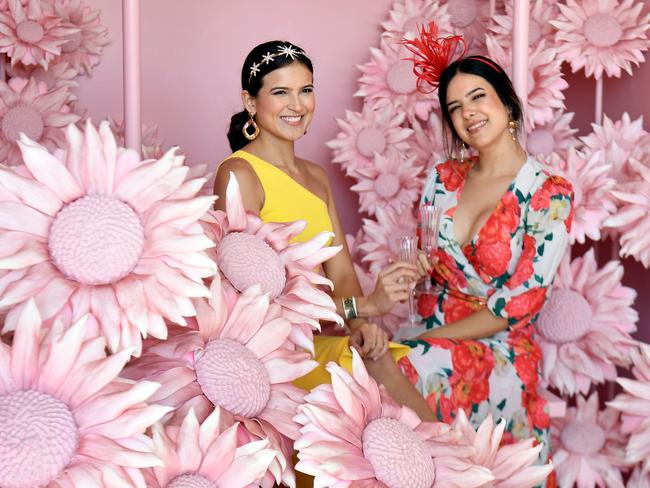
[{"left": 364, "top": 261, "right": 419, "bottom": 317}]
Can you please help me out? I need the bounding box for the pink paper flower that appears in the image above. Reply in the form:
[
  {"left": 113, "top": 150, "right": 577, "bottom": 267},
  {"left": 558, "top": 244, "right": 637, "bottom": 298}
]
[
  {"left": 607, "top": 343, "right": 650, "bottom": 475},
  {"left": 628, "top": 467, "right": 650, "bottom": 488},
  {"left": 5, "top": 60, "right": 79, "bottom": 91},
  {"left": 351, "top": 148, "right": 423, "bottom": 217},
  {"left": 0, "top": 76, "right": 79, "bottom": 165},
  {"left": 381, "top": 0, "right": 452, "bottom": 42},
  {"left": 486, "top": 35, "right": 568, "bottom": 129},
  {"left": 143, "top": 407, "right": 277, "bottom": 488},
  {"left": 0, "top": 120, "right": 216, "bottom": 355},
  {"left": 409, "top": 111, "right": 448, "bottom": 171},
  {"left": 46, "top": 0, "right": 110, "bottom": 76},
  {"left": 356, "top": 37, "right": 437, "bottom": 120},
  {"left": 0, "top": 0, "right": 76, "bottom": 68},
  {"left": 526, "top": 110, "right": 579, "bottom": 159},
  {"left": 551, "top": 392, "right": 627, "bottom": 488},
  {"left": 489, "top": 0, "right": 557, "bottom": 49},
  {"left": 444, "top": 0, "right": 491, "bottom": 50},
  {"left": 326, "top": 101, "right": 413, "bottom": 179},
  {"left": 550, "top": 0, "right": 650, "bottom": 79},
  {"left": 108, "top": 116, "right": 165, "bottom": 160},
  {"left": 536, "top": 249, "right": 638, "bottom": 395},
  {"left": 0, "top": 299, "right": 170, "bottom": 487},
  {"left": 294, "top": 347, "right": 495, "bottom": 487}
]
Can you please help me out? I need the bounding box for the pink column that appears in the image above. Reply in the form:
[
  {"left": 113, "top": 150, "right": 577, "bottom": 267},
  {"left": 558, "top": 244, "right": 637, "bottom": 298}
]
[
  {"left": 512, "top": 0, "right": 529, "bottom": 131},
  {"left": 123, "top": 0, "right": 141, "bottom": 154}
]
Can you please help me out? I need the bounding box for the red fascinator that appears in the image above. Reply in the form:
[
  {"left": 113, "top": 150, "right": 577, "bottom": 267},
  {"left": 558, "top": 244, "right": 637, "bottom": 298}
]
[{"left": 401, "top": 22, "right": 467, "bottom": 93}]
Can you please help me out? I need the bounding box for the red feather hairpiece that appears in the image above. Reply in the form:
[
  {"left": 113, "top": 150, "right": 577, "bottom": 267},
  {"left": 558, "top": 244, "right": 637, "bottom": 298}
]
[{"left": 401, "top": 22, "right": 467, "bottom": 93}]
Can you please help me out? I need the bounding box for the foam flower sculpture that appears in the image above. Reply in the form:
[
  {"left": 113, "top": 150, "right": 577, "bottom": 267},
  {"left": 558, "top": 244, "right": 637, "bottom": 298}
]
[
  {"left": 0, "top": 299, "right": 170, "bottom": 487},
  {"left": 526, "top": 110, "right": 579, "bottom": 159},
  {"left": 605, "top": 158, "right": 650, "bottom": 267},
  {"left": 0, "top": 120, "right": 216, "bottom": 355},
  {"left": 205, "top": 173, "right": 343, "bottom": 353},
  {"left": 409, "top": 111, "right": 448, "bottom": 170},
  {"left": 356, "top": 37, "right": 437, "bottom": 120},
  {"left": 551, "top": 393, "right": 627, "bottom": 488},
  {"left": 550, "top": 0, "right": 650, "bottom": 79},
  {"left": 5, "top": 60, "right": 79, "bottom": 92},
  {"left": 351, "top": 148, "right": 423, "bottom": 217},
  {"left": 359, "top": 206, "right": 418, "bottom": 274},
  {"left": 536, "top": 249, "right": 638, "bottom": 395},
  {"left": 607, "top": 343, "right": 650, "bottom": 475},
  {"left": 0, "top": 0, "right": 77, "bottom": 68},
  {"left": 294, "top": 347, "right": 496, "bottom": 488},
  {"left": 108, "top": 116, "right": 165, "bottom": 160},
  {"left": 326, "top": 101, "right": 413, "bottom": 179},
  {"left": 381, "top": 0, "right": 452, "bottom": 42},
  {"left": 0, "top": 76, "right": 79, "bottom": 165},
  {"left": 46, "top": 0, "right": 110, "bottom": 76},
  {"left": 489, "top": 0, "right": 557, "bottom": 49},
  {"left": 451, "top": 409, "right": 554, "bottom": 487},
  {"left": 486, "top": 35, "right": 568, "bottom": 129},
  {"left": 143, "top": 407, "right": 277, "bottom": 488},
  {"left": 628, "top": 468, "right": 650, "bottom": 488},
  {"left": 444, "top": 0, "right": 491, "bottom": 50}
]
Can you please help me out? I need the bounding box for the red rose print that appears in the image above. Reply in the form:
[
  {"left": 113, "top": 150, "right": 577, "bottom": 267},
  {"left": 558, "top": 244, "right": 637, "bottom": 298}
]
[
  {"left": 470, "top": 239, "right": 512, "bottom": 281},
  {"left": 433, "top": 248, "right": 468, "bottom": 290},
  {"left": 436, "top": 159, "right": 472, "bottom": 192},
  {"left": 398, "top": 357, "right": 420, "bottom": 386},
  {"left": 507, "top": 234, "right": 536, "bottom": 289},
  {"left": 452, "top": 341, "right": 495, "bottom": 380},
  {"left": 522, "top": 388, "right": 550, "bottom": 430},
  {"left": 438, "top": 394, "right": 454, "bottom": 423},
  {"left": 504, "top": 287, "right": 548, "bottom": 320},
  {"left": 442, "top": 294, "right": 479, "bottom": 323},
  {"left": 417, "top": 292, "right": 438, "bottom": 319},
  {"left": 531, "top": 175, "right": 574, "bottom": 211},
  {"left": 451, "top": 374, "right": 490, "bottom": 410}
]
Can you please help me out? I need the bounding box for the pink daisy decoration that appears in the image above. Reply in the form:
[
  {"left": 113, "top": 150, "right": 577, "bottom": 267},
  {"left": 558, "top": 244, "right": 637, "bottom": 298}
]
[
  {"left": 143, "top": 407, "right": 277, "bottom": 488},
  {"left": 489, "top": 0, "right": 557, "bottom": 49},
  {"left": 551, "top": 392, "right": 627, "bottom": 488},
  {"left": 0, "top": 76, "right": 79, "bottom": 165},
  {"left": 381, "top": 0, "right": 453, "bottom": 42},
  {"left": 536, "top": 249, "right": 638, "bottom": 395},
  {"left": 47, "top": 0, "right": 110, "bottom": 76},
  {"left": 486, "top": 35, "right": 568, "bottom": 129},
  {"left": 359, "top": 206, "right": 418, "bottom": 274},
  {"left": 628, "top": 468, "right": 650, "bottom": 488},
  {"left": 409, "top": 111, "right": 448, "bottom": 171},
  {"left": 550, "top": 0, "right": 650, "bottom": 79},
  {"left": 108, "top": 116, "right": 165, "bottom": 160},
  {"left": 5, "top": 60, "right": 79, "bottom": 91},
  {"left": 350, "top": 148, "right": 423, "bottom": 217},
  {"left": 294, "top": 347, "right": 496, "bottom": 488},
  {"left": 0, "top": 0, "right": 76, "bottom": 68},
  {"left": 540, "top": 147, "right": 616, "bottom": 244},
  {"left": 0, "top": 119, "right": 216, "bottom": 355},
  {"left": 443, "top": 0, "right": 491, "bottom": 50},
  {"left": 526, "top": 110, "right": 579, "bottom": 159},
  {"left": 326, "top": 101, "right": 413, "bottom": 179},
  {"left": 605, "top": 158, "right": 650, "bottom": 267},
  {"left": 356, "top": 37, "right": 437, "bottom": 120},
  {"left": 0, "top": 299, "right": 171, "bottom": 487},
  {"left": 608, "top": 343, "right": 650, "bottom": 475}
]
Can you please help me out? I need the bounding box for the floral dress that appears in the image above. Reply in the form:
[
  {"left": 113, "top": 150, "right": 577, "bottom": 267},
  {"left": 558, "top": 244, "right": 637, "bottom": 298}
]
[{"left": 395, "top": 156, "right": 573, "bottom": 475}]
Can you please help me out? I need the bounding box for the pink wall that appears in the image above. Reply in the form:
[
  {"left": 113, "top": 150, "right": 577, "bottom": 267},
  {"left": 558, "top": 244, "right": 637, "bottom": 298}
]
[{"left": 78, "top": 1, "right": 648, "bottom": 336}]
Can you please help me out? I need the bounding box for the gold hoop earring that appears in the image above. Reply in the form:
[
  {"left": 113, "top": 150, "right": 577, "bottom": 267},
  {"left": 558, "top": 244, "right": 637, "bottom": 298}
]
[
  {"left": 508, "top": 119, "right": 518, "bottom": 142},
  {"left": 242, "top": 112, "right": 260, "bottom": 141}
]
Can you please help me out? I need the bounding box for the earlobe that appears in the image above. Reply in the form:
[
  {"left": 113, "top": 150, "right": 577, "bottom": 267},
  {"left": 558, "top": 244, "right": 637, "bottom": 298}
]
[{"left": 241, "top": 90, "right": 256, "bottom": 113}]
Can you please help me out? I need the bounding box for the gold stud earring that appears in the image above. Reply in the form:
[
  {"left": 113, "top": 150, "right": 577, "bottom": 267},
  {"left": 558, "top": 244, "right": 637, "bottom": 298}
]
[{"left": 242, "top": 112, "right": 260, "bottom": 141}]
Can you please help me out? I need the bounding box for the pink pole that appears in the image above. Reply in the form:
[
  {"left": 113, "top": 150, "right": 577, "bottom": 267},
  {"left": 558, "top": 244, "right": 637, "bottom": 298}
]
[
  {"left": 123, "top": 0, "right": 141, "bottom": 154},
  {"left": 595, "top": 76, "right": 603, "bottom": 125},
  {"left": 512, "top": 0, "right": 529, "bottom": 132}
]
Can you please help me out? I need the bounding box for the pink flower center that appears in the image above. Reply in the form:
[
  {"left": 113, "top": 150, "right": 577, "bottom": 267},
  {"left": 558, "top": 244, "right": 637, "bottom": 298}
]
[
  {"left": 15, "top": 20, "right": 44, "bottom": 43},
  {"left": 447, "top": 0, "right": 477, "bottom": 28},
  {"left": 1, "top": 105, "right": 44, "bottom": 143},
  {"left": 217, "top": 232, "right": 286, "bottom": 300},
  {"left": 583, "top": 13, "right": 623, "bottom": 48},
  {"left": 527, "top": 128, "right": 555, "bottom": 156},
  {"left": 167, "top": 474, "right": 215, "bottom": 488},
  {"left": 356, "top": 127, "right": 386, "bottom": 158},
  {"left": 195, "top": 338, "right": 271, "bottom": 418},
  {"left": 560, "top": 420, "right": 606, "bottom": 455},
  {"left": 386, "top": 60, "right": 416, "bottom": 95},
  {"left": 0, "top": 390, "right": 77, "bottom": 488},
  {"left": 362, "top": 417, "right": 435, "bottom": 488},
  {"left": 536, "top": 289, "right": 593, "bottom": 343},
  {"left": 48, "top": 195, "right": 145, "bottom": 285},
  {"left": 374, "top": 173, "right": 400, "bottom": 199},
  {"left": 62, "top": 30, "right": 83, "bottom": 53}
]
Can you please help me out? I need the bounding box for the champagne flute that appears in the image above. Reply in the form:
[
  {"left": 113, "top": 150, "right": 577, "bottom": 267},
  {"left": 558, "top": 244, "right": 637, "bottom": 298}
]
[
  {"left": 396, "top": 235, "right": 418, "bottom": 327},
  {"left": 419, "top": 204, "right": 443, "bottom": 292}
]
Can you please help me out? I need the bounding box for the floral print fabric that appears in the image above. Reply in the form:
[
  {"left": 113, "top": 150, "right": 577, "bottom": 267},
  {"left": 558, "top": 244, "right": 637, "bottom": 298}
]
[{"left": 396, "top": 156, "right": 573, "bottom": 475}]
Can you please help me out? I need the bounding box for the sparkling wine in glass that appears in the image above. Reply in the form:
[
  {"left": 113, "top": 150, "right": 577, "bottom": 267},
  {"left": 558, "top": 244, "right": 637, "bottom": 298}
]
[
  {"left": 419, "top": 204, "right": 443, "bottom": 292},
  {"left": 396, "top": 235, "right": 418, "bottom": 327}
]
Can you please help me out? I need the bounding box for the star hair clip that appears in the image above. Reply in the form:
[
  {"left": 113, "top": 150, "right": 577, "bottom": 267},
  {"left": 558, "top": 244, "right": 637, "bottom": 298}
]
[{"left": 248, "top": 45, "right": 307, "bottom": 81}]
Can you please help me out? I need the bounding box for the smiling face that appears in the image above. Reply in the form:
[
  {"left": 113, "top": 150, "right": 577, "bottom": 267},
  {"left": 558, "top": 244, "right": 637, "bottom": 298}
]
[
  {"left": 445, "top": 72, "right": 512, "bottom": 152},
  {"left": 243, "top": 62, "right": 315, "bottom": 143}
]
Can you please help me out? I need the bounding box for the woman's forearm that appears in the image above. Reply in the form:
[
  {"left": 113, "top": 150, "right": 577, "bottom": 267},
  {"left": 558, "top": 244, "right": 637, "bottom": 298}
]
[{"left": 417, "top": 308, "right": 508, "bottom": 341}]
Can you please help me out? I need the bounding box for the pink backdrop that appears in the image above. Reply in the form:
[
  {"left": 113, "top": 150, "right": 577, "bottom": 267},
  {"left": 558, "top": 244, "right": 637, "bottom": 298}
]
[{"left": 77, "top": 0, "right": 648, "bottom": 336}]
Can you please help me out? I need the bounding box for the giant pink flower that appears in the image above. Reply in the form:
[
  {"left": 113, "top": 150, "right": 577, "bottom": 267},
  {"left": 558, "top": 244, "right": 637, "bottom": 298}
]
[
  {"left": 326, "top": 101, "right": 413, "bottom": 179},
  {"left": 489, "top": 0, "right": 557, "bottom": 49},
  {"left": 526, "top": 110, "right": 579, "bottom": 159},
  {"left": 0, "top": 76, "right": 79, "bottom": 165},
  {"left": 551, "top": 392, "right": 627, "bottom": 488},
  {"left": 536, "top": 249, "right": 638, "bottom": 395},
  {"left": 108, "top": 116, "right": 165, "bottom": 160},
  {"left": 0, "top": 120, "right": 216, "bottom": 355},
  {"left": 550, "top": 0, "right": 650, "bottom": 79},
  {"left": 5, "top": 60, "right": 79, "bottom": 92},
  {"left": 143, "top": 408, "right": 277, "bottom": 488},
  {"left": 409, "top": 111, "right": 448, "bottom": 171},
  {"left": 294, "top": 347, "right": 495, "bottom": 487},
  {"left": 381, "top": 0, "right": 452, "bottom": 42},
  {"left": 351, "top": 148, "right": 423, "bottom": 217},
  {"left": 628, "top": 468, "right": 650, "bottom": 488},
  {"left": 0, "top": 0, "right": 76, "bottom": 68},
  {"left": 444, "top": 0, "right": 490, "bottom": 50},
  {"left": 607, "top": 343, "right": 650, "bottom": 476},
  {"left": 0, "top": 299, "right": 170, "bottom": 487}
]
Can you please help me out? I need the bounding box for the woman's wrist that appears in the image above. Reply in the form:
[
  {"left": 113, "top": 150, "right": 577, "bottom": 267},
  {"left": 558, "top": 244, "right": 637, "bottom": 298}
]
[{"left": 354, "top": 295, "right": 378, "bottom": 318}]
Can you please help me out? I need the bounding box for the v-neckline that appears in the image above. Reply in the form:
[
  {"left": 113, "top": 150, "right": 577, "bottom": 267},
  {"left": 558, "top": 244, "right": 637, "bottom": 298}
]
[{"left": 451, "top": 157, "right": 530, "bottom": 249}]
